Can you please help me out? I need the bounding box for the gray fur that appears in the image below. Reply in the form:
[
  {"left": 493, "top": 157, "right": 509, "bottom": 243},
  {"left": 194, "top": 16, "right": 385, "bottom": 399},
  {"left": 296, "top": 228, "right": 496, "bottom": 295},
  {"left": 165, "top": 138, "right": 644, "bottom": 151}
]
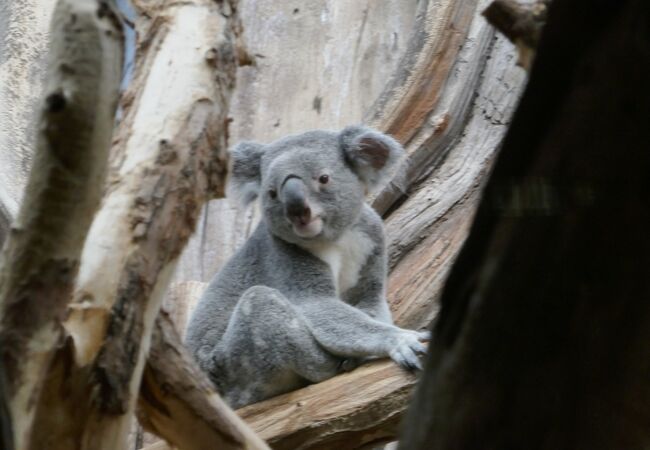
[{"left": 185, "top": 126, "right": 429, "bottom": 408}]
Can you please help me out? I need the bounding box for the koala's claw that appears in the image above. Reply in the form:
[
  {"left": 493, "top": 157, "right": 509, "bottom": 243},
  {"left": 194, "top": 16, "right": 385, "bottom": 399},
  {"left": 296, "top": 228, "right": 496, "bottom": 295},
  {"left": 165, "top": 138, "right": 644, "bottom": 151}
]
[
  {"left": 417, "top": 330, "right": 432, "bottom": 341},
  {"left": 338, "top": 358, "right": 361, "bottom": 372},
  {"left": 389, "top": 332, "right": 427, "bottom": 371}
]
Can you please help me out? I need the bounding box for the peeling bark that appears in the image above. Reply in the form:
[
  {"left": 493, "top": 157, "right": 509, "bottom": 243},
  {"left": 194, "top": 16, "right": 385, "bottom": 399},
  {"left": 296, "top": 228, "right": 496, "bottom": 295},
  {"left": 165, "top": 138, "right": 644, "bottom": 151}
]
[{"left": 0, "top": 1, "right": 123, "bottom": 448}]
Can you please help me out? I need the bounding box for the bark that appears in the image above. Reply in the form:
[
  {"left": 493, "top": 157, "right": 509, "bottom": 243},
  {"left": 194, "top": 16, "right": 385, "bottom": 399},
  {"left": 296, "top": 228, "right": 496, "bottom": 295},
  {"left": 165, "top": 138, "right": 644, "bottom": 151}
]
[
  {"left": 238, "top": 360, "right": 417, "bottom": 450},
  {"left": 0, "top": 0, "right": 56, "bottom": 240},
  {"left": 0, "top": 1, "right": 123, "bottom": 448},
  {"left": 24, "top": 1, "right": 256, "bottom": 449},
  {"left": 399, "top": 0, "right": 650, "bottom": 448}
]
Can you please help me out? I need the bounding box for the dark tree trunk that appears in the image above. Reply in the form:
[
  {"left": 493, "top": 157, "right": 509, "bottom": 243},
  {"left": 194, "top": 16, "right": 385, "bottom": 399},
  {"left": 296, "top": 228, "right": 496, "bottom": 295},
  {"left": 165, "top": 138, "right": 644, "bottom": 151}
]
[{"left": 400, "top": 0, "right": 650, "bottom": 449}]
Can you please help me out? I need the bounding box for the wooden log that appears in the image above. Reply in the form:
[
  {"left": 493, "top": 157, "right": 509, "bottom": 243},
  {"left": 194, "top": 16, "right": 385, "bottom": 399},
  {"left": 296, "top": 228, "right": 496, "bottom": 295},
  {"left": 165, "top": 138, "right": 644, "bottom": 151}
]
[{"left": 0, "top": 1, "right": 123, "bottom": 448}]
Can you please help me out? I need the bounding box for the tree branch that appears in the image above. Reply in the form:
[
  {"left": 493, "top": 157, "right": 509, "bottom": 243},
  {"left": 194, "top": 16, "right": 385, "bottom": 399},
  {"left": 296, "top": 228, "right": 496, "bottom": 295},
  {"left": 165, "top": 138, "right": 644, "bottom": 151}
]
[
  {"left": 0, "top": 0, "right": 123, "bottom": 447},
  {"left": 238, "top": 360, "right": 416, "bottom": 450}
]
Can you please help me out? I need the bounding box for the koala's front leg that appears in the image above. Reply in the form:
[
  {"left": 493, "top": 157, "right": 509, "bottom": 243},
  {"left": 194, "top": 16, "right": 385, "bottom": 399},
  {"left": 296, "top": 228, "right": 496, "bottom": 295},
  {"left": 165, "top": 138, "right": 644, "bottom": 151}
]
[
  {"left": 300, "top": 298, "right": 429, "bottom": 370},
  {"left": 216, "top": 286, "right": 346, "bottom": 407}
]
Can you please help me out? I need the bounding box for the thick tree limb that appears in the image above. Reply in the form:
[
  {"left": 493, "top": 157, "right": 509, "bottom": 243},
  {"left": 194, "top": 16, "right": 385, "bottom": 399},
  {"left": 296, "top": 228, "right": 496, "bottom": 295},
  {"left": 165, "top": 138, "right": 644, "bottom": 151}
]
[
  {"left": 367, "top": 0, "right": 486, "bottom": 215},
  {"left": 400, "top": 0, "right": 650, "bottom": 448},
  {"left": 238, "top": 361, "right": 417, "bottom": 450},
  {"left": 0, "top": 1, "right": 123, "bottom": 448}
]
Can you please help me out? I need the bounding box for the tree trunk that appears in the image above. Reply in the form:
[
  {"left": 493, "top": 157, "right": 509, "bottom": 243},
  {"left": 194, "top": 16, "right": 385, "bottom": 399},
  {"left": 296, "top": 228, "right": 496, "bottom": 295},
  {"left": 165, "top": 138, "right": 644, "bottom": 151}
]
[
  {"left": 0, "top": 1, "right": 123, "bottom": 448},
  {"left": 0, "top": 0, "right": 56, "bottom": 245},
  {"left": 399, "top": 0, "right": 650, "bottom": 448}
]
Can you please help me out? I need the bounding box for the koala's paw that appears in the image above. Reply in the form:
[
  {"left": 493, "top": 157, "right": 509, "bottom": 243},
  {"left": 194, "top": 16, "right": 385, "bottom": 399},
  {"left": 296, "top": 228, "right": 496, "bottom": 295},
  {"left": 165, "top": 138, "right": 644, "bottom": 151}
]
[{"left": 388, "top": 330, "right": 428, "bottom": 371}]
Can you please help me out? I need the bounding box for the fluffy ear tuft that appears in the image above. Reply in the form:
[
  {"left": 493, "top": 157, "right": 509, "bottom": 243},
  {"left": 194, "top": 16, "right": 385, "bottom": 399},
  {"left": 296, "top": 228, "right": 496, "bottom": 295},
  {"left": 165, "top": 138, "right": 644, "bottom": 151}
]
[
  {"left": 227, "top": 141, "right": 265, "bottom": 205},
  {"left": 340, "top": 125, "right": 406, "bottom": 191}
]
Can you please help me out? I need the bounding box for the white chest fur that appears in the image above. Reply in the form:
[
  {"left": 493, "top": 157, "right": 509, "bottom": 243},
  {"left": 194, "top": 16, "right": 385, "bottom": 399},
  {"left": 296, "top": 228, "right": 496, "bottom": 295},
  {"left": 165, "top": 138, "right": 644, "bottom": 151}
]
[{"left": 303, "top": 228, "right": 375, "bottom": 296}]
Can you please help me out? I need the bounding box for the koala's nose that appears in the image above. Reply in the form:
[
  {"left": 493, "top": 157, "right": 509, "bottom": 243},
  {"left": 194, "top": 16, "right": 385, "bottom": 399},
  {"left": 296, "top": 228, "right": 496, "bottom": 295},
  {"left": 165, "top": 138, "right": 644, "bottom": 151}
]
[{"left": 282, "top": 176, "right": 312, "bottom": 225}]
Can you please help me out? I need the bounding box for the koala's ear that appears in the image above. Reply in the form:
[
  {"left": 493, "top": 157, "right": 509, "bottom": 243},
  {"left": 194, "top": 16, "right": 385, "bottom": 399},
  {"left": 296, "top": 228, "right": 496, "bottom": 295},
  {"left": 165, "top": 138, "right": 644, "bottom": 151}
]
[
  {"left": 340, "top": 125, "right": 405, "bottom": 191},
  {"left": 228, "top": 141, "right": 265, "bottom": 205}
]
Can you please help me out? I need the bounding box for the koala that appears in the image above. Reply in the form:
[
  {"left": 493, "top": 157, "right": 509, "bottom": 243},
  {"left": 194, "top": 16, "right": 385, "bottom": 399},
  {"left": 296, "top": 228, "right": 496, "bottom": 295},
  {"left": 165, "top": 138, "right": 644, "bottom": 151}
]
[{"left": 185, "top": 125, "right": 429, "bottom": 408}]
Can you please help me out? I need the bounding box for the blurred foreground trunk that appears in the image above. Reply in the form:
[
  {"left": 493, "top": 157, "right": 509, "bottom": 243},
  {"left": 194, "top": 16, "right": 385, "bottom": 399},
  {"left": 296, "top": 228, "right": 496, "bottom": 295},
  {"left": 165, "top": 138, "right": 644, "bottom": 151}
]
[{"left": 400, "top": 0, "right": 650, "bottom": 448}]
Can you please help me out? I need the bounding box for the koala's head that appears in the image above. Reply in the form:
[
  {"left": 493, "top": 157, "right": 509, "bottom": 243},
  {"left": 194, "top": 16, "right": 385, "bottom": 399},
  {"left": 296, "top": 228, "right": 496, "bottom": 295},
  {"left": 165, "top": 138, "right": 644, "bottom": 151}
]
[{"left": 228, "top": 126, "right": 405, "bottom": 245}]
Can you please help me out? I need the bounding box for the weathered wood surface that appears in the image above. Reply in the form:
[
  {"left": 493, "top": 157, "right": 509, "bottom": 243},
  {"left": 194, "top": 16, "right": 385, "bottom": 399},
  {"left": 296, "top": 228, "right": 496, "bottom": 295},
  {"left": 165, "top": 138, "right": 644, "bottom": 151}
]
[
  {"left": 399, "top": 0, "right": 650, "bottom": 448},
  {"left": 0, "top": 1, "right": 123, "bottom": 448},
  {"left": 238, "top": 360, "right": 417, "bottom": 450}
]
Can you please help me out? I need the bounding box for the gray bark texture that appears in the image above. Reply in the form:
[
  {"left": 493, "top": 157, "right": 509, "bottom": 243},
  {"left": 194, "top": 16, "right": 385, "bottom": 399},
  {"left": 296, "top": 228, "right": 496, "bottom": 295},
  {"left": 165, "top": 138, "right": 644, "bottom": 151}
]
[
  {"left": 399, "top": 0, "right": 650, "bottom": 448},
  {"left": 0, "top": 0, "right": 55, "bottom": 244}
]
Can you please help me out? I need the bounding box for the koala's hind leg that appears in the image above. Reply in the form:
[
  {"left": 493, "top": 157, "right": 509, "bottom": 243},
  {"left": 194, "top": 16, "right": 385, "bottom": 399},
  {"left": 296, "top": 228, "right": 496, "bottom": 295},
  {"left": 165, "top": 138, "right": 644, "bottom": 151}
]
[{"left": 217, "top": 286, "right": 342, "bottom": 405}]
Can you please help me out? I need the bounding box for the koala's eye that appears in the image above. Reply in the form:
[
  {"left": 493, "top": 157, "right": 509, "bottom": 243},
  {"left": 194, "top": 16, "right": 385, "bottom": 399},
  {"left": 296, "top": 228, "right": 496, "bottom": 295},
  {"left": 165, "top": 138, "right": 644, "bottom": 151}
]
[
  {"left": 318, "top": 174, "right": 330, "bottom": 184},
  {"left": 268, "top": 189, "right": 277, "bottom": 199}
]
